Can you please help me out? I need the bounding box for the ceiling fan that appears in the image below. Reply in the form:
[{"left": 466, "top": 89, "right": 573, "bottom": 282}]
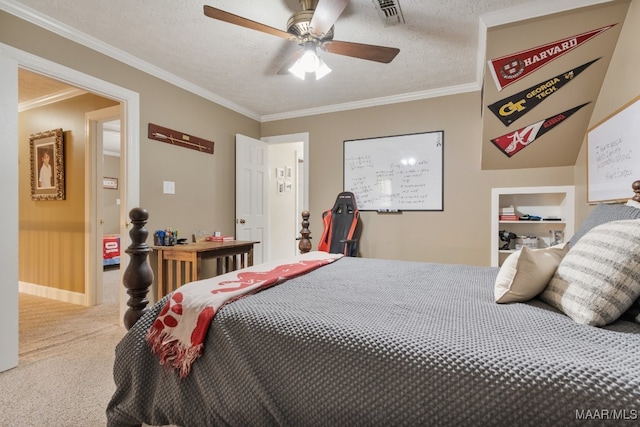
[{"left": 203, "top": 0, "right": 400, "bottom": 80}]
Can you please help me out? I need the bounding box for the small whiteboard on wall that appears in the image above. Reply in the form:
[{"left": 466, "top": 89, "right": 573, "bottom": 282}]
[
  {"left": 587, "top": 95, "right": 640, "bottom": 203},
  {"left": 343, "top": 131, "right": 444, "bottom": 211}
]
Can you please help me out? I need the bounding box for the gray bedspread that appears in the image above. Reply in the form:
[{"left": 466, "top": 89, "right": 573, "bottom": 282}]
[{"left": 107, "top": 257, "right": 640, "bottom": 426}]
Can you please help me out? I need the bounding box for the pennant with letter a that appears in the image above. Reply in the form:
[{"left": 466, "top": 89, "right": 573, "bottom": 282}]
[
  {"left": 491, "top": 103, "right": 589, "bottom": 157},
  {"left": 488, "top": 25, "right": 614, "bottom": 91},
  {"left": 488, "top": 58, "right": 600, "bottom": 126}
]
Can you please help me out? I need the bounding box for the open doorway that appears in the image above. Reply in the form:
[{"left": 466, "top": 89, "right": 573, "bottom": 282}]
[
  {"left": 2, "top": 42, "right": 140, "bottom": 372},
  {"left": 85, "top": 106, "right": 123, "bottom": 307},
  {"left": 262, "top": 133, "right": 309, "bottom": 260},
  {"left": 18, "top": 70, "right": 123, "bottom": 310}
]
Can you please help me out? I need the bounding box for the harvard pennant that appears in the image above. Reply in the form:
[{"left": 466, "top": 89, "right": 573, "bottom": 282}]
[
  {"left": 488, "top": 58, "right": 600, "bottom": 126},
  {"left": 491, "top": 103, "right": 590, "bottom": 157},
  {"left": 488, "top": 25, "right": 614, "bottom": 91}
]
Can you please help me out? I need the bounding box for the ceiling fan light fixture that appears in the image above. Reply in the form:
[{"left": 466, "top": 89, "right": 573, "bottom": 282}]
[
  {"left": 314, "top": 58, "right": 332, "bottom": 80},
  {"left": 288, "top": 46, "right": 332, "bottom": 80}
]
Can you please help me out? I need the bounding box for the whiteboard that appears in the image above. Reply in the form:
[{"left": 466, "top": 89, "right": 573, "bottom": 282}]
[
  {"left": 343, "top": 131, "right": 444, "bottom": 211},
  {"left": 587, "top": 95, "right": 640, "bottom": 203}
]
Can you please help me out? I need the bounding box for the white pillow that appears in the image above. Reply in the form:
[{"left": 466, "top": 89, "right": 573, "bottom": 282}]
[
  {"left": 495, "top": 243, "right": 568, "bottom": 303},
  {"left": 627, "top": 199, "right": 640, "bottom": 209},
  {"left": 540, "top": 219, "right": 640, "bottom": 326}
]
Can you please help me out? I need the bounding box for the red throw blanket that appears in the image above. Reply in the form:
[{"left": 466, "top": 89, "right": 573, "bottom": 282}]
[{"left": 146, "top": 251, "right": 343, "bottom": 378}]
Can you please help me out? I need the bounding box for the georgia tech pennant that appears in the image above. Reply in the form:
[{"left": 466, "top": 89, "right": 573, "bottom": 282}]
[
  {"left": 488, "top": 58, "right": 600, "bottom": 126},
  {"left": 491, "top": 103, "right": 589, "bottom": 157},
  {"left": 488, "top": 25, "right": 614, "bottom": 91}
]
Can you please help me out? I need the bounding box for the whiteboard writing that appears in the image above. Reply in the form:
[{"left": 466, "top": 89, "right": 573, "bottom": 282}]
[
  {"left": 587, "top": 95, "right": 640, "bottom": 203},
  {"left": 344, "top": 131, "right": 444, "bottom": 211}
]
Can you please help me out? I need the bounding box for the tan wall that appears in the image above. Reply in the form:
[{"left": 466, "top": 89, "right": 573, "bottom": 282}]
[
  {"left": 573, "top": 0, "right": 640, "bottom": 225},
  {"left": 262, "top": 93, "right": 574, "bottom": 265},
  {"left": 18, "top": 94, "right": 118, "bottom": 292}
]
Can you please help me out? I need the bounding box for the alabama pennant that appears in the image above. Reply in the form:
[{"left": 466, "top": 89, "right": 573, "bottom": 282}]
[{"left": 491, "top": 103, "right": 590, "bottom": 157}]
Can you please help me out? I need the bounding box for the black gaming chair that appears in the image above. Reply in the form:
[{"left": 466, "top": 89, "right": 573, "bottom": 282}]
[{"left": 318, "top": 192, "right": 361, "bottom": 256}]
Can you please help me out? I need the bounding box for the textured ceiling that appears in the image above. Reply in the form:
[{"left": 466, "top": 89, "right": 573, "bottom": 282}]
[
  {"left": 9, "top": 0, "right": 551, "bottom": 120},
  {"left": 8, "top": 0, "right": 630, "bottom": 170}
]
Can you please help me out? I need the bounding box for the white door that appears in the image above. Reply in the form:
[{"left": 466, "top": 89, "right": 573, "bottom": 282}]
[{"left": 235, "top": 134, "right": 268, "bottom": 265}]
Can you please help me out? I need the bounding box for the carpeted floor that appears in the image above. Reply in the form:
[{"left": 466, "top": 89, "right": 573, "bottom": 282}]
[{"left": 0, "top": 268, "right": 127, "bottom": 427}]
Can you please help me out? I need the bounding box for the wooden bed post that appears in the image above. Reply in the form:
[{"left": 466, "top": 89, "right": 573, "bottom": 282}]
[
  {"left": 632, "top": 180, "right": 640, "bottom": 202},
  {"left": 298, "top": 210, "right": 312, "bottom": 254},
  {"left": 123, "top": 207, "right": 154, "bottom": 330}
]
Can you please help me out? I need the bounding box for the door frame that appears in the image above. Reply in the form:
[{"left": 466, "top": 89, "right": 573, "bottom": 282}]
[{"left": 1, "top": 41, "right": 140, "bottom": 322}]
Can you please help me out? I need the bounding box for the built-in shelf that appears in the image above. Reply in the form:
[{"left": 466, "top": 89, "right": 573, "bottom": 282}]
[{"left": 491, "top": 186, "right": 575, "bottom": 267}]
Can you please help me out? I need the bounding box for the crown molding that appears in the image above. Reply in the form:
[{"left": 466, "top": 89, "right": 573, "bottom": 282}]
[
  {"left": 18, "top": 87, "right": 86, "bottom": 112},
  {"left": 261, "top": 83, "right": 480, "bottom": 122}
]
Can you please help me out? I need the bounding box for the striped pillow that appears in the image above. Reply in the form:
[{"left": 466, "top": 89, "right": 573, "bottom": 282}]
[{"left": 540, "top": 219, "right": 640, "bottom": 326}]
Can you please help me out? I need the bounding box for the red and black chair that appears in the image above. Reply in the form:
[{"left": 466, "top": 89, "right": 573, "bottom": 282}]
[{"left": 318, "top": 192, "right": 361, "bottom": 257}]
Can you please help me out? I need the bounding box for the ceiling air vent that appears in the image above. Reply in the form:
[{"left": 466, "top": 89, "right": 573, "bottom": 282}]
[{"left": 372, "top": 0, "right": 405, "bottom": 26}]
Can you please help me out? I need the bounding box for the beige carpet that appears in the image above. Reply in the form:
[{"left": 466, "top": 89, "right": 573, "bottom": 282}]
[{"left": 0, "top": 268, "right": 127, "bottom": 427}]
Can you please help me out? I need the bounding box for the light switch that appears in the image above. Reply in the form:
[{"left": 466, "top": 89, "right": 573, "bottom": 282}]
[{"left": 163, "top": 180, "right": 175, "bottom": 194}]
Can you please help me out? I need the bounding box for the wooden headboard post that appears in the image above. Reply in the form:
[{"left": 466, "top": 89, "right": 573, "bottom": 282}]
[
  {"left": 298, "top": 210, "right": 312, "bottom": 254},
  {"left": 123, "top": 207, "right": 154, "bottom": 330},
  {"left": 632, "top": 180, "right": 640, "bottom": 202}
]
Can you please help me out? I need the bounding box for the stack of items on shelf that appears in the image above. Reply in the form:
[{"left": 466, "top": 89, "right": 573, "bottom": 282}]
[
  {"left": 206, "top": 231, "right": 234, "bottom": 242},
  {"left": 499, "top": 205, "right": 520, "bottom": 221}
]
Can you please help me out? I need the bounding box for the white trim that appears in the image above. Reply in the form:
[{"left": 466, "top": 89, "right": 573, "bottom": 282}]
[
  {"left": 19, "top": 281, "right": 86, "bottom": 306},
  {"left": 18, "top": 87, "right": 87, "bottom": 112},
  {"left": 261, "top": 84, "right": 479, "bottom": 122},
  {"left": 0, "top": 54, "right": 19, "bottom": 373}
]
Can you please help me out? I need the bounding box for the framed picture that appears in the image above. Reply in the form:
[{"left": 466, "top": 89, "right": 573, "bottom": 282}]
[
  {"left": 277, "top": 180, "right": 285, "bottom": 194},
  {"left": 30, "top": 128, "right": 65, "bottom": 201},
  {"left": 285, "top": 181, "right": 292, "bottom": 192},
  {"left": 276, "top": 167, "right": 285, "bottom": 179},
  {"left": 103, "top": 177, "right": 118, "bottom": 190},
  {"left": 286, "top": 166, "right": 292, "bottom": 179}
]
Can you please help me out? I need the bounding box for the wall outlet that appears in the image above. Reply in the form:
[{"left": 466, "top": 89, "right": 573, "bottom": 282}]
[{"left": 163, "top": 180, "right": 175, "bottom": 194}]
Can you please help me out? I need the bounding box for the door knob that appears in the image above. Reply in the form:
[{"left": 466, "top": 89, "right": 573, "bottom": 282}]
[{"left": 239, "top": 219, "right": 246, "bottom": 224}]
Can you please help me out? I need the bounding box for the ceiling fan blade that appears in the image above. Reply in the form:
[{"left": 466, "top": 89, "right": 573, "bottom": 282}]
[
  {"left": 203, "top": 5, "right": 297, "bottom": 41},
  {"left": 323, "top": 40, "right": 399, "bottom": 63},
  {"left": 309, "top": 0, "right": 350, "bottom": 38}
]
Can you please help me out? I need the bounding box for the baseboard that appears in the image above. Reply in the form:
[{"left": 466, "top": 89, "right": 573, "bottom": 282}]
[{"left": 19, "top": 281, "right": 86, "bottom": 306}]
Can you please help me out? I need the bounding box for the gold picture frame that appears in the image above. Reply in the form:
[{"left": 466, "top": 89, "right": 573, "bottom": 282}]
[{"left": 30, "top": 128, "right": 65, "bottom": 201}]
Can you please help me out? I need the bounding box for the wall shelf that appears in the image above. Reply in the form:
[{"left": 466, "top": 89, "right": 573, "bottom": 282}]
[{"left": 491, "top": 186, "right": 575, "bottom": 267}]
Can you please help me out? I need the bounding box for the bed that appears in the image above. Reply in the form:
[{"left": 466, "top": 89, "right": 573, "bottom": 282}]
[{"left": 108, "top": 180, "right": 640, "bottom": 427}]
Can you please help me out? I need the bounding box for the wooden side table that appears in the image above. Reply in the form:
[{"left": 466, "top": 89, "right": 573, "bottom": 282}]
[{"left": 152, "top": 240, "right": 259, "bottom": 300}]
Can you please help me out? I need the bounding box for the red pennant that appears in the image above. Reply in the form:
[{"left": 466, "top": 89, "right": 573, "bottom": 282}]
[{"left": 488, "top": 25, "right": 614, "bottom": 91}]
